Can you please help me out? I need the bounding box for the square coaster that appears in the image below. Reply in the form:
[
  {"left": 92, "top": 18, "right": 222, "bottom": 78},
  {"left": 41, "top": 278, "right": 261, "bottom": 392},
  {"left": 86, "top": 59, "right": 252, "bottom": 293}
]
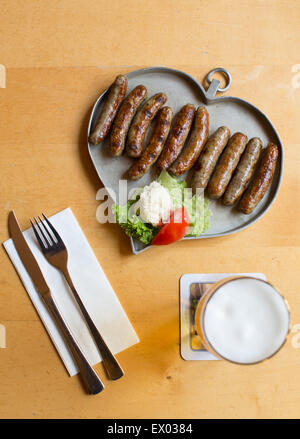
[{"left": 180, "top": 273, "right": 266, "bottom": 361}]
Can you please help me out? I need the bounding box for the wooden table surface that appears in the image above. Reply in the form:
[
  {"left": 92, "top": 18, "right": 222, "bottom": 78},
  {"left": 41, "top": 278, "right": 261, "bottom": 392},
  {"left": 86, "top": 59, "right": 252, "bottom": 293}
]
[{"left": 1, "top": 0, "right": 300, "bottom": 419}]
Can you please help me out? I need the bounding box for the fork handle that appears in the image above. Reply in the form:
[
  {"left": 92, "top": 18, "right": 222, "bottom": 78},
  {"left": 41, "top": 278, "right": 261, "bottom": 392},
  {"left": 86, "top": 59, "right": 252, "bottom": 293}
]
[
  {"left": 63, "top": 269, "right": 124, "bottom": 381},
  {"left": 43, "top": 292, "right": 105, "bottom": 394}
]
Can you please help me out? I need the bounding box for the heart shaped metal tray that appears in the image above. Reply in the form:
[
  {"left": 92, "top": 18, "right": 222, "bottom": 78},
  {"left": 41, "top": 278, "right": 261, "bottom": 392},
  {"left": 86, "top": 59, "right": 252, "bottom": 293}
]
[{"left": 87, "top": 67, "right": 283, "bottom": 255}]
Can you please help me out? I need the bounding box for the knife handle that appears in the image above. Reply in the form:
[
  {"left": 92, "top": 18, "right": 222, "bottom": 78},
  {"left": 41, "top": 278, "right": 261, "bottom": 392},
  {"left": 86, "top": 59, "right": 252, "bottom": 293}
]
[{"left": 43, "top": 292, "right": 105, "bottom": 395}]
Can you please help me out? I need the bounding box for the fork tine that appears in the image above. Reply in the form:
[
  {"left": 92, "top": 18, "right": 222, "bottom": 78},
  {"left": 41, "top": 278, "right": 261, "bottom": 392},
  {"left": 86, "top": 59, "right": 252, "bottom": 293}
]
[
  {"left": 38, "top": 215, "right": 57, "bottom": 246},
  {"left": 34, "top": 217, "right": 53, "bottom": 247},
  {"left": 42, "top": 213, "right": 62, "bottom": 243},
  {"left": 30, "top": 219, "right": 48, "bottom": 251}
]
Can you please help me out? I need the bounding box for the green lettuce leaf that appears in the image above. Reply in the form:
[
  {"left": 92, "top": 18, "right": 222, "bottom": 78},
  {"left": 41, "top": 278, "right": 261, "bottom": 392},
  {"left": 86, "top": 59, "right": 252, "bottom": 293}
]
[
  {"left": 157, "top": 169, "right": 186, "bottom": 208},
  {"left": 184, "top": 195, "right": 211, "bottom": 236},
  {"left": 112, "top": 200, "right": 159, "bottom": 245}
]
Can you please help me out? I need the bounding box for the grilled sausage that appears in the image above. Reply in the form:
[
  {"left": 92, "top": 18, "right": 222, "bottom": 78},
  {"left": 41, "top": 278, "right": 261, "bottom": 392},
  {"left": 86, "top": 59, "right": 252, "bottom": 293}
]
[
  {"left": 156, "top": 104, "right": 195, "bottom": 170},
  {"left": 223, "top": 137, "right": 262, "bottom": 206},
  {"left": 169, "top": 106, "right": 209, "bottom": 176},
  {"left": 207, "top": 132, "right": 247, "bottom": 199},
  {"left": 192, "top": 126, "right": 231, "bottom": 192},
  {"left": 126, "top": 93, "right": 167, "bottom": 158},
  {"left": 110, "top": 85, "right": 148, "bottom": 156},
  {"left": 89, "top": 75, "right": 128, "bottom": 145},
  {"left": 238, "top": 142, "right": 278, "bottom": 214},
  {"left": 128, "top": 107, "right": 173, "bottom": 180}
]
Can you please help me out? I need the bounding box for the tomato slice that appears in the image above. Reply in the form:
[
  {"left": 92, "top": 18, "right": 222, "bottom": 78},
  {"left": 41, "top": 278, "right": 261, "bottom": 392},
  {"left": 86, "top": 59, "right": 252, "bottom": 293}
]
[{"left": 152, "top": 207, "right": 189, "bottom": 245}]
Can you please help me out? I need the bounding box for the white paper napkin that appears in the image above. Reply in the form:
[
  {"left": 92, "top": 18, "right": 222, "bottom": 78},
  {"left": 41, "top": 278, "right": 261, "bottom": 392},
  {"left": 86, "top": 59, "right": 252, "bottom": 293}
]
[{"left": 3, "top": 207, "right": 139, "bottom": 376}]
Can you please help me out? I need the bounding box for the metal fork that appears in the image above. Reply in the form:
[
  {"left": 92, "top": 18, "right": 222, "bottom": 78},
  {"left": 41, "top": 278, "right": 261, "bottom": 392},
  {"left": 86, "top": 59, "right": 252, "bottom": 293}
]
[{"left": 31, "top": 213, "right": 124, "bottom": 381}]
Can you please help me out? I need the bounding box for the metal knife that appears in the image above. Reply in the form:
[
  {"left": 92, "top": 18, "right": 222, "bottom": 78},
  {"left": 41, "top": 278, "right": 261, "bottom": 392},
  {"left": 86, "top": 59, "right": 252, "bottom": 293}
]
[{"left": 8, "top": 210, "right": 104, "bottom": 395}]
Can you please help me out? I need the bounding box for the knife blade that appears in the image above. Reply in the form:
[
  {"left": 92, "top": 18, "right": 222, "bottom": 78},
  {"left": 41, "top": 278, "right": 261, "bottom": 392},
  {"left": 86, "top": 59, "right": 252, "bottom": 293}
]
[{"left": 8, "top": 210, "right": 49, "bottom": 295}]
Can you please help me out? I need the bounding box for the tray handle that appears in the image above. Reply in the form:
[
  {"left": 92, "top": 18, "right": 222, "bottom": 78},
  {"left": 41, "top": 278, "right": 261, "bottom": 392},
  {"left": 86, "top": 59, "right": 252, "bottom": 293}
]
[{"left": 205, "top": 67, "right": 232, "bottom": 99}]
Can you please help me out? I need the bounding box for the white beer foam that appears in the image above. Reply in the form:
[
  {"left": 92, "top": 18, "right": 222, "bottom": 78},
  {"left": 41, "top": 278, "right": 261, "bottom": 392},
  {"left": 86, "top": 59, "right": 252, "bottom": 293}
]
[{"left": 203, "top": 278, "right": 289, "bottom": 364}]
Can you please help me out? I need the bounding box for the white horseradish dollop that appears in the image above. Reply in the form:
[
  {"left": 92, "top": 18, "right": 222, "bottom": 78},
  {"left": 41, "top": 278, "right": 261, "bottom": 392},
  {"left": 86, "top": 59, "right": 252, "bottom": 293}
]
[{"left": 139, "top": 181, "right": 173, "bottom": 226}]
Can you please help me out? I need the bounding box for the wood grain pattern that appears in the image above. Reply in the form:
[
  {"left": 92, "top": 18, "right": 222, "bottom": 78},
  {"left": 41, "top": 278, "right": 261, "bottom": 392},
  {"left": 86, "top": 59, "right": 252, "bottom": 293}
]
[{"left": 0, "top": 0, "right": 300, "bottom": 419}]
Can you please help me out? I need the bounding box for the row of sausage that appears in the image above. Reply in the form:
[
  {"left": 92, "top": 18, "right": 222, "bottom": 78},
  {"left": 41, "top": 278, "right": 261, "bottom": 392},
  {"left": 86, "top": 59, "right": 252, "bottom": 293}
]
[{"left": 89, "top": 74, "right": 278, "bottom": 215}]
